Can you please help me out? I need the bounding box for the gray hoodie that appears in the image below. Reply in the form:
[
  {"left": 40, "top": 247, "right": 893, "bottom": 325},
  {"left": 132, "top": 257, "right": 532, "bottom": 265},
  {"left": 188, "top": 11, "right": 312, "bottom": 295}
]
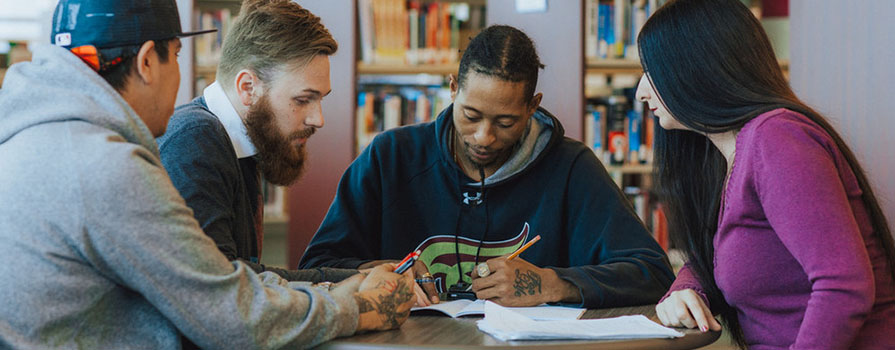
[{"left": 0, "top": 45, "right": 357, "bottom": 349}]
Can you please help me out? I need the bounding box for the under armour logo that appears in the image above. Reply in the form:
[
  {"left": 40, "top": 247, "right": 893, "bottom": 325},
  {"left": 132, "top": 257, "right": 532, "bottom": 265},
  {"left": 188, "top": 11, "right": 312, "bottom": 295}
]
[{"left": 462, "top": 191, "right": 482, "bottom": 206}]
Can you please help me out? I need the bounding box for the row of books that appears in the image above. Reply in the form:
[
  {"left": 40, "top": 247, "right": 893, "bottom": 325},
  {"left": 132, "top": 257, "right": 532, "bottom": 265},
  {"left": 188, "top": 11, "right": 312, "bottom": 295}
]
[
  {"left": 624, "top": 187, "right": 668, "bottom": 251},
  {"left": 584, "top": 94, "right": 655, "bottom": 167},
  {"left": 357, "top": 0, "right": 485, "bottom": 65},
  {"left": 584, "top": 0, "right": 663, "bottom": 60},
  {"left": 355, "top": 85, "right": 452, "bottom": 154},
  {"left": 193, "top": 8, "right": 234, "bottom": 69}
]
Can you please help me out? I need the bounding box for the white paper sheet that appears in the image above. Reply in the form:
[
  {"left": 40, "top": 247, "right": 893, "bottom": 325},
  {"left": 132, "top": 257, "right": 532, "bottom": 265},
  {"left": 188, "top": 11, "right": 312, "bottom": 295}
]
[{"left": 477, "top": 301, "right": 684, "bottom": 341}]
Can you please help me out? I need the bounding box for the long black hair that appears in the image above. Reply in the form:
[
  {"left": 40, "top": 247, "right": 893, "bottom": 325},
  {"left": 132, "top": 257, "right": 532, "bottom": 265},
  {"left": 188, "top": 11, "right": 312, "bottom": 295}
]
[{"left": 637, "top": 0, "right": 895, "bottom": 347}]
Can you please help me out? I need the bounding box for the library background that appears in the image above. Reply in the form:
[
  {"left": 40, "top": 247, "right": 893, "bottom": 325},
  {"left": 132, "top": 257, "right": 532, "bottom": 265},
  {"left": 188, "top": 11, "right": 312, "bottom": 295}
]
[{"left": 2, "top": 0, "right": 892, "bottom": 322}]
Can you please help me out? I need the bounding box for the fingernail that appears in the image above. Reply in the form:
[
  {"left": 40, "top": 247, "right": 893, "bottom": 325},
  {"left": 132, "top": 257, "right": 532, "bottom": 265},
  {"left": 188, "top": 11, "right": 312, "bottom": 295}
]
[{"left": 700, "top": 325, "right": 708, "bottom": 332}]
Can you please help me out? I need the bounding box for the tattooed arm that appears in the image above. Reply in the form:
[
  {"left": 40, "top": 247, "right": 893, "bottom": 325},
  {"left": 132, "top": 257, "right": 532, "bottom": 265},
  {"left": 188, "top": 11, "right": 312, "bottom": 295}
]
[
  {"left": 471, "top": 256, "right": 581, "bottom": 307},
  {"left": 352, "top": 264, "right": 416, "bottom": 331}
]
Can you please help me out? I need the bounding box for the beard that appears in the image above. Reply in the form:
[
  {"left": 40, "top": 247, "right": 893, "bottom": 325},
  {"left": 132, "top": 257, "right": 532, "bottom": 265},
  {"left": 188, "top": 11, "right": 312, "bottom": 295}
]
[{"left": 244, "top": 95, "right": 315, "bottom": 186}]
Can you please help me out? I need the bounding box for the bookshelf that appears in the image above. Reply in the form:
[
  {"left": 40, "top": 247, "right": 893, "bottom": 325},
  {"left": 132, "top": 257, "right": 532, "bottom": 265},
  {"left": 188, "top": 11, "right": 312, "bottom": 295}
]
[
  {"left": 606, "top": 164, "right": 653, "bottom": 174},
  {"left": 191, "top": 0, "right": 240, "bottom": 97},
  {"left": 585, "top": 58, "right": 642, "bottom": 75},
  {"left": 581, "top": 0, "right": 792, "bottom": 251},
  {"left": 357, "top": 62, "right": 460, "bottom": 75},
  {"left": 353, "top": 0, "right": 486, "bottom": 155}
]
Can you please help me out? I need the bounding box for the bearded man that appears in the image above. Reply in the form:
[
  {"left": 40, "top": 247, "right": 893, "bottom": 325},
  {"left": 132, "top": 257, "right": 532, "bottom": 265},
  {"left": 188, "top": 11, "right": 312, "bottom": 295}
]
[{"left": 157, "top": 0, "right": 355, "bottom": 283}]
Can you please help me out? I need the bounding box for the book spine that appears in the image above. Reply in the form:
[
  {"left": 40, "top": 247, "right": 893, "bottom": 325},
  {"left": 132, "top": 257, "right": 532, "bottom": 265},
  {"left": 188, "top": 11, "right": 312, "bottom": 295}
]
[
  {"left": 585, "top": 0, "right": 599, "bottom": 61},
  {"left": 358, "top": 0, "right": 375, "bottom": 63},
  {"left": 407, "top": 1, "right": 420, "bottom": 65},
  {"left": 593, "top": 110, "right": 604, "bottom": 159},
  {"left": 627, "top": 109, "right": 641, "bottom": 164}
]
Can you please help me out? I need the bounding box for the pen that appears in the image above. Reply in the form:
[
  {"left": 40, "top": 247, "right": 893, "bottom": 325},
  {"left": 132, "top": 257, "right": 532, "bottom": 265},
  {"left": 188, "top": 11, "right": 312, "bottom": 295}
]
[
  {"left": 393, "top": 250, "right": 421, "bottom": 274},
  {"left": 506, "top": 235, "right": 541, "bottom": 260}
]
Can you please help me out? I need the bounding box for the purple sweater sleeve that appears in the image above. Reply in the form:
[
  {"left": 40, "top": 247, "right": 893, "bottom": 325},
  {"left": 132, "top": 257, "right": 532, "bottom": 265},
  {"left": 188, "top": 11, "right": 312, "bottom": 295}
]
[
  {"left": 661, "top": 263, "right": 711, "bottom": 309},
  {"left": 751, "top": 120, "right": 874, "bottom": 349}
]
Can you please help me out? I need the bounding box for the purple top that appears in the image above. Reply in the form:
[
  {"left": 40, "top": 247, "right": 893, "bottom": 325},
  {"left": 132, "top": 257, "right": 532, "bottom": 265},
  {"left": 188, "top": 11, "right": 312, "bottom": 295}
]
[{"left": 664, "top": 109, "right": 895, "bottom": 349}]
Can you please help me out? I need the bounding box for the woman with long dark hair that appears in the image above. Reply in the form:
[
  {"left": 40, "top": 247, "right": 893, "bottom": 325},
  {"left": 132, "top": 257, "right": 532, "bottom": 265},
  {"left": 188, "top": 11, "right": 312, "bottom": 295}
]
[{"left": 636, "top": 0, "right": 895, "bottom": 348}]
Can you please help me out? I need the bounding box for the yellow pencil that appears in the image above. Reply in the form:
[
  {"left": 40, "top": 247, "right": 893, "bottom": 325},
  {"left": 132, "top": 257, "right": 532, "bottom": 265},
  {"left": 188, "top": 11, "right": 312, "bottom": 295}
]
[{"left": 506, "top": 235, "right": 541, "bottom": 260}]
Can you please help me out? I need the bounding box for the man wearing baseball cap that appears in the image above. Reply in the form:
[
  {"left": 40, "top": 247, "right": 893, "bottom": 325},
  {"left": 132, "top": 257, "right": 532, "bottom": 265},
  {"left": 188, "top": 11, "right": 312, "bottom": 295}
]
[{"left": 0, "top": 1, "right": 415, "bottom": 349}]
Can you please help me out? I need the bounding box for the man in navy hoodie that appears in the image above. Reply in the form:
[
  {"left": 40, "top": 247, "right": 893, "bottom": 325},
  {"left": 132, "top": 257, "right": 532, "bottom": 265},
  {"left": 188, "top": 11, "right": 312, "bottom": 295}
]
[{"left": 301, "top": 25, "right": 673, "bottom": 308}]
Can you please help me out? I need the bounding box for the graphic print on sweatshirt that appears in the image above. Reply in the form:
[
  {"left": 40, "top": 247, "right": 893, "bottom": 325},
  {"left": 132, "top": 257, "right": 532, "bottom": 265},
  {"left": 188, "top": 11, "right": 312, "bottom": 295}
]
[{"left": 414, "top": 222, "right": 530, "bottom": 293}]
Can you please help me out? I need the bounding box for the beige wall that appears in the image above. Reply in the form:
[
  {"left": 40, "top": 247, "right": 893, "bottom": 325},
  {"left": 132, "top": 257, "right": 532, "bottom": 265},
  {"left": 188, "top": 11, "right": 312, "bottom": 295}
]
[
  {"left": 487, "top": 0, "right": 584, "bottom": 140},
  {"left": 287, "top": 0, "right": 356, "bottom": 268},
  {"left": 175, "top": 0, "right": 194, "bottom": 106},
  {"left": 790, "top": 0, "right": 895, "bottom": 232}
]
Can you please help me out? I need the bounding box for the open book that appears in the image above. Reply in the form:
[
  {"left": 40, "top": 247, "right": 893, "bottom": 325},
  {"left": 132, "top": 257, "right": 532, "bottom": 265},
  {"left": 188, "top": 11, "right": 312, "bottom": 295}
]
[
  {"left": 411, "top": 299, "right": 585, "bottom": 321},
  {"left": 477, "top": 301, "right": 684, "bottom": 341}
]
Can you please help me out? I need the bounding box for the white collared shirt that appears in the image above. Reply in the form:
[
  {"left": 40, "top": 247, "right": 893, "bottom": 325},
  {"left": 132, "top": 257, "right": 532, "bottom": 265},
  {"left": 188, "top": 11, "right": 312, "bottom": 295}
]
[{"left": 203, "top": 81, "right": 257, "bottom": 159}]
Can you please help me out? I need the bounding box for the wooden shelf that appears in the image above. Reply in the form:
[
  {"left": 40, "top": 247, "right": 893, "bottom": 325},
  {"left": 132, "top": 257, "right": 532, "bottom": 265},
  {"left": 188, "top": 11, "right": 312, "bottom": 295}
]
[
  {"left": 585, "top": 58, "right": 790, "bottom": 75},
  {"left": 196, "top": 65, "right": 217, "bottom": 76},
  {"left": 357, "top": 62, "right": 459, "bottom": 75},
  {"left": 605, "top": 164, "right": 654, "bottom": 174},
  {"left": 262, "top": 215, "right": 290, "bottom": 225},
  {"left": 439, "top": 0, "right": 486, "bottom": 4},
  {"left": 585, "top": 58, "right": 643, "bottom": 75}
]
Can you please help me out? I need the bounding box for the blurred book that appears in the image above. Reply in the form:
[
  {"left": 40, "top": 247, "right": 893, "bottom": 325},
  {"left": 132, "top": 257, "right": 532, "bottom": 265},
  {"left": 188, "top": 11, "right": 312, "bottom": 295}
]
[
  {"left": 356, "top": 84, "right": 451, "bottom": 154},
  {"left": 357, "top": 0, "right": 483, "bottom": 65}
]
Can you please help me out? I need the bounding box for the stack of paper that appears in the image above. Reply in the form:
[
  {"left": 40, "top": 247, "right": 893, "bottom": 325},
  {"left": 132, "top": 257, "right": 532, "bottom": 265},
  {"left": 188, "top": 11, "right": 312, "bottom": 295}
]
[
  {"left": 412, "top": 299, "right": 585, "bottom": 320},
  {"left": 477, "top": 301, "right": 684, "bottom": 341}
]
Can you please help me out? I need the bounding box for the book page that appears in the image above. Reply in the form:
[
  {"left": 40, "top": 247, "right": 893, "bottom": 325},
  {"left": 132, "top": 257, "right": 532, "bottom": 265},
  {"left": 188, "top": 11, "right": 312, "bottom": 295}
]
[
  {"left": 412, "top": 299, "right": 585, "bottom": 320},
  {"left": 411, "top": 299, "right": 474, "bottom": 317}
]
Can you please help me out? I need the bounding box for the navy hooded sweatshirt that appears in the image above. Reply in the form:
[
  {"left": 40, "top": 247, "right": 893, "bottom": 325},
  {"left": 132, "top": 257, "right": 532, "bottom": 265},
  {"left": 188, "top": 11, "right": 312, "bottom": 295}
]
[{"left": 300, "top": 105, "right": 673, "bottom": 308}]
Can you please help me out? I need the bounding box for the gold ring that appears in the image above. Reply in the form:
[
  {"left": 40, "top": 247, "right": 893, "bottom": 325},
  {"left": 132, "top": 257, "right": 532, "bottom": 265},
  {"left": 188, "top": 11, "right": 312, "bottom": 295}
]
[
  {"left": 421, "top": 272, "right": 433, "bottom": 279},
  {"left": 476, "top": 262, "right": 491, "bottom": 277}
]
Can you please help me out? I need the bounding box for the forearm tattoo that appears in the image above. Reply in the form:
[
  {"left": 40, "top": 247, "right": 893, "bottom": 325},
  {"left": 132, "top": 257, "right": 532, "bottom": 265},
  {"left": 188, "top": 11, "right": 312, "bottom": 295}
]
[
  {"left": 355, "top": 294, "right": 375, "bottom": 313},
  {"left": 356, "top": 278, "right": 415, "bottom": 328},
  {"left": 513, "top": 269, "right": 542, "bottom": 297}
]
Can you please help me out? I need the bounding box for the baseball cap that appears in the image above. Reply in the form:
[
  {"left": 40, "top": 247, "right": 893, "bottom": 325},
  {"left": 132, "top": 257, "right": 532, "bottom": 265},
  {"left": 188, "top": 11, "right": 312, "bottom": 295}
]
[{"left": 50, "top": 0, "right": 216, "bottom": 71}]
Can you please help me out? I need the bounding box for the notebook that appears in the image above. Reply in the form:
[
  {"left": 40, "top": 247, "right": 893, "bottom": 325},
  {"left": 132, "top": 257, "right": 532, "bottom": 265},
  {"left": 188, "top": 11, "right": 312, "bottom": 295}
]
[
  {"left": 411, "top": 299, "right": 585, "bottom": 321},
  {"left": 476, "top": 301, "right": 684, "bottom": 341}
]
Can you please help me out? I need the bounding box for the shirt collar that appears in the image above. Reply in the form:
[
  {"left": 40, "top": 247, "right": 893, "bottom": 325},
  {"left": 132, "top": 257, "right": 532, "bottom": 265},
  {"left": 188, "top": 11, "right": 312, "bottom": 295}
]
[{"left": 203, "top": 81, "right": 257, "bottom": 158}]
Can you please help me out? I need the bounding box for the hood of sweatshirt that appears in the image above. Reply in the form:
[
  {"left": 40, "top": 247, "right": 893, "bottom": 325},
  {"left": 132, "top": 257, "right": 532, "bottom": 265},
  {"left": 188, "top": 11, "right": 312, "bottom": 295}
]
[
  {"left": 0, "top": 44, "right": 158, "bottom": 157},
  {"left": 434, "top": 104, "right": 565, "bottom": 186}
]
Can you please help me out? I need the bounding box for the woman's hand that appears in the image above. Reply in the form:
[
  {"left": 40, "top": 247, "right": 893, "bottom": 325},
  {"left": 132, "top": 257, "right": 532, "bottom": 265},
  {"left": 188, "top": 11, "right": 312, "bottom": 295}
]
[{"left": 655, "top": 289, "right": 722, "bottom": 332}]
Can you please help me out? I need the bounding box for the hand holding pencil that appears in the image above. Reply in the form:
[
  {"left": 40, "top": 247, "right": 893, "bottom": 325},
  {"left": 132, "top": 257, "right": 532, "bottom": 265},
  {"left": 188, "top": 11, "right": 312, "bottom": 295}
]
[
  {"left": 476, "top": 235, "right": 541, "bottom": 278},
  {"left": 470, "top": 234, "right": 565, "bottom": 307}
]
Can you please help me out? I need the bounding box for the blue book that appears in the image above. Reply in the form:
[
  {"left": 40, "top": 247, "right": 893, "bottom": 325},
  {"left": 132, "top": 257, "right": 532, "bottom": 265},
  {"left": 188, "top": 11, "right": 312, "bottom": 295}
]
[
  {"left": 627, "top": 110, "right": 642, "bottom": 162},
  {"left": 592, "top": 110, "right": 603, "bottom": 155},
  {"left": 598, "top": 3, "right": 611, "bottom": 58}
]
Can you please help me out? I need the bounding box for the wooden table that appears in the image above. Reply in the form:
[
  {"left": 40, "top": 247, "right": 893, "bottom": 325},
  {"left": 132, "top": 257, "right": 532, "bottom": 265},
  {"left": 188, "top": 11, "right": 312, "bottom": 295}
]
[{"left": 315, "top": 304, "right": 721, "bottom": 350}]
